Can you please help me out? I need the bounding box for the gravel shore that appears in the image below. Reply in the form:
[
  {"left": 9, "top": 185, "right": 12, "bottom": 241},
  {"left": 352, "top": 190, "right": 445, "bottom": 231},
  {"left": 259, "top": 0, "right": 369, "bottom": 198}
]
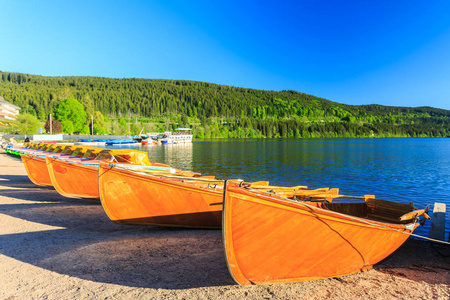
[{"left": 0, "top": 150, "right": 449, "bottom": 299}]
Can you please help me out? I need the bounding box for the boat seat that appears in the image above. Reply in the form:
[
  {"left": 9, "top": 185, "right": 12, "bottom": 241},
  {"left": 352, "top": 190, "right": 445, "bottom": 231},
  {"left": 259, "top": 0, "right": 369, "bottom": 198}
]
[
  {"left": 365, "top": 198, "right": 414, "bottom": 224},
  {"left": 323, "top": 202, "right": 368, "bottom": 218}
]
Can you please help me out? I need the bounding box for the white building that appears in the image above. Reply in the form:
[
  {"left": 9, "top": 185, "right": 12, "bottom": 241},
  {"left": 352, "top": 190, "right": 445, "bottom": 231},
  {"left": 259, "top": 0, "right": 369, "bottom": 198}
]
[{"left": 0, "top": 96, "right": 21, "bottom": 121}]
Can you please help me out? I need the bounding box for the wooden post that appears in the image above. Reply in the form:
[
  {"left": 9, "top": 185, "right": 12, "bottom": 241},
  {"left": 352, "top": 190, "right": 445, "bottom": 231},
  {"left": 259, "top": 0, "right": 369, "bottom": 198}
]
[{"left": 429, "top": 203, "right": 446, "bottom": 241}]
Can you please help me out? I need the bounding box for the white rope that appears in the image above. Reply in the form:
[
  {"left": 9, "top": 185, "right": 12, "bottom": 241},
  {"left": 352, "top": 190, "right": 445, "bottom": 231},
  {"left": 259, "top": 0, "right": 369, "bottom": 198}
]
[{"left": 405, "top": 232, "right": 450, "bottom": 245}]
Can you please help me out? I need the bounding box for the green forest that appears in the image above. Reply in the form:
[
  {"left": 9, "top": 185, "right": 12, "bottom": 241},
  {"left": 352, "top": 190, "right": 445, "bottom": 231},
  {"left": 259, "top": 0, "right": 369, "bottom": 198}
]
[{"left": 1, "top": 71, "right": 450, "bottom": 138}]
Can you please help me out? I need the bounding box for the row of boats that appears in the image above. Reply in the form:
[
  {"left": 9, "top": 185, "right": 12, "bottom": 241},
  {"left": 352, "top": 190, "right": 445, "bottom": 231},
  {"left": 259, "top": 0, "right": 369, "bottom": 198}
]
[{"left": 6, "top": 142, "right": 430, "bottom": 285}]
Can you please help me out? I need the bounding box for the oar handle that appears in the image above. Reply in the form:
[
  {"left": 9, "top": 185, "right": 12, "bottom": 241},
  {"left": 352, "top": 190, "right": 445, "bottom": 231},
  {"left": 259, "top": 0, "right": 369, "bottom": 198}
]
[{"left": 399, "top": 209, "right": 426, "bottom": 221}]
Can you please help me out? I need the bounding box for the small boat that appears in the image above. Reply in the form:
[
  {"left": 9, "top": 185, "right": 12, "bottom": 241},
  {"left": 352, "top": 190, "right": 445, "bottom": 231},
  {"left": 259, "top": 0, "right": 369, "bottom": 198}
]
[
  {"left": 46, "top": 157, "right": 99, "bottom": 198},
  {"left": 21, "top": 146, "right": 100, "bottom": 187},
  {"left": 4, "top": 146, "right": 16, "bottom": 156},
  {"left": 47, "top": 149, "right": 173, "bottom": 199},
  {"left": 105, "top": 139, "right": 139, "bottom": 146},
  {"left": 3, "top": 141, "right": 36, "bottom": 156},
  {"left": 153, "top": 128, "right": 193, "bottom": 144},
  {"left": 74, "top": 139, "right": 106, "bottom": 146},
  {"left": 98, "top": 161, "right": 226, "bottom": 228},
  {"left": 222, "top": 181, "right": 429, "bottom": 285},
  {"left": 19, "top": 143, "right": 72, "bottom": 186},
  {"left": 21, "top": 155, "right": 53, "bottom": 186},
  {"left": 4, "top": 145, "right": 25, "bottom": 156}
]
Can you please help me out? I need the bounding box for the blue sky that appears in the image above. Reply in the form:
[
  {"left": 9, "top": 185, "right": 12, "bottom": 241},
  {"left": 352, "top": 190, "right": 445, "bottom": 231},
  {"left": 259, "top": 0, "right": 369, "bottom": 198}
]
[{"left": 1, "top": 0, "right": 450, "bottom": 110}]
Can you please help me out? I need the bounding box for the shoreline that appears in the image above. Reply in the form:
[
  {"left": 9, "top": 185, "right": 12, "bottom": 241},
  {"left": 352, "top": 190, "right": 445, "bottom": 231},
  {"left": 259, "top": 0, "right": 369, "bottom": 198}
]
[{"left": 0, "top": 150, "right": 448, "bottom": 299}]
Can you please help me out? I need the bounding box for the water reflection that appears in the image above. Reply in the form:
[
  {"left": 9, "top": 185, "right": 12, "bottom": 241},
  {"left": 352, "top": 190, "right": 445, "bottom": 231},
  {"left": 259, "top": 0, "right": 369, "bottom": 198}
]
[{"left": 141, "top": 143, "right": 194, "bottom": 171}]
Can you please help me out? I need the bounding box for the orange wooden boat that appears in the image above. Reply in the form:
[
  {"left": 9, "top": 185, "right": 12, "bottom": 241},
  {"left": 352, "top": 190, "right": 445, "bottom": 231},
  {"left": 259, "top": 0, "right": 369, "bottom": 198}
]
[
  {"left": 46, "top": 157, "right": 98, "bottom": 199},
  {"left": 19, "top": 143, "right": 74, "bottom": 186},
  {"left": 98, "top": 161, "right": 226, "bottom": 228},
  {"left": 47, "top": 149, "right": 168, "bottom": 199},
  {"left": 222, "top": 181, "right": 429, "bottom": 285},
  {"left": 21, "top": 154, "right": 53, "bottom": 186},
  {"left": 22, "top": 146, "right": 99, "bottom": 187}
]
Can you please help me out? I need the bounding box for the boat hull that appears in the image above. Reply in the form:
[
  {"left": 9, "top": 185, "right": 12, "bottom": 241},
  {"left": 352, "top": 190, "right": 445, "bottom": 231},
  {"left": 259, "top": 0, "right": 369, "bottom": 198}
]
[
  {"left": 21, "top": 155, "right": 53, "bottom": 187},
  {"left": 223, "top": 184, "right": 418, "bottom": 285},
  {"left": 98, "top": 163, "right": 223, "bottom": 228},
  {"left": 46, "top": 157, "right": 99, "bottom": 199}
]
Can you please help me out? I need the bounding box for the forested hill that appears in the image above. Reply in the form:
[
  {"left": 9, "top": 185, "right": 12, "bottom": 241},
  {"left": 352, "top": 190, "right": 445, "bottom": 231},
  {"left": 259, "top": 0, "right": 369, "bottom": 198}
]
[{"left": 1, "top": 71, "right": 449, "bottom": 138}]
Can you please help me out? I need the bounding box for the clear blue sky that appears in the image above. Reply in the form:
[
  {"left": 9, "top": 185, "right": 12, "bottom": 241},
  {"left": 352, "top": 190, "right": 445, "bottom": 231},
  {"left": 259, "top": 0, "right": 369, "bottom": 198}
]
[{"left": 1, "top": 0, "right": 450, "bottom": 110}]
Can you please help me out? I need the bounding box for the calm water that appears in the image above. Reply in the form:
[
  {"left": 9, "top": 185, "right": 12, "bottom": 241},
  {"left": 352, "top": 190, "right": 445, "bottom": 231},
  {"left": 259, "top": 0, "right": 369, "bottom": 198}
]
[{"left": 134, "top": 138, "right": 450, "bottom": 240}]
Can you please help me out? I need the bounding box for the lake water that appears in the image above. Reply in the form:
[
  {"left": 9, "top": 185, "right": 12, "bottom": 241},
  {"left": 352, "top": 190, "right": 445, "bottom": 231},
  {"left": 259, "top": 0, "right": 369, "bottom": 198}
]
[{"left": 137, "top": 138, "right": 450, "bottom": 240}]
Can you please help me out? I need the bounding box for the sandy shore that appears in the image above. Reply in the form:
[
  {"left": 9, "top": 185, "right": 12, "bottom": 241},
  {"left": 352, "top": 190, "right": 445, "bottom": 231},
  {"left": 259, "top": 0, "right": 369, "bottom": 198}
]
[{"left": 0, "top": 150, "right": 448, "bottom": 300}]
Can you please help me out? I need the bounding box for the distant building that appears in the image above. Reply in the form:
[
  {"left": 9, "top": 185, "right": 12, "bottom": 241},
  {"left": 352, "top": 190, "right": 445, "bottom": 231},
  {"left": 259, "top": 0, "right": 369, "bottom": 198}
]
[{"left": 0, "top": 96, "right": 21, "bottom": 121}]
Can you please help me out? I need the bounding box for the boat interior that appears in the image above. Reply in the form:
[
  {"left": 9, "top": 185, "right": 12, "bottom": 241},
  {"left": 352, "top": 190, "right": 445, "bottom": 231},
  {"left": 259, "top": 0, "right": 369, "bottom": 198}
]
[{"left": 237, "top": 181, "right": 429, "bottom": 225}]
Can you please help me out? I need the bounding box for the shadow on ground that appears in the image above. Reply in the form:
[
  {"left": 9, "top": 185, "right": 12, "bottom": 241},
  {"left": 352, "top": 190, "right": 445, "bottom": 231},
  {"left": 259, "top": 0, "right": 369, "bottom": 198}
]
[
  {"left": 0, "top": 190, "right": 234, "bottom": 289},
  {"left": 374, "top": 238, "right": 450, "bottom": 285},
  {"left": 0, "top": 173, "right": 40, "bottom": 189}
]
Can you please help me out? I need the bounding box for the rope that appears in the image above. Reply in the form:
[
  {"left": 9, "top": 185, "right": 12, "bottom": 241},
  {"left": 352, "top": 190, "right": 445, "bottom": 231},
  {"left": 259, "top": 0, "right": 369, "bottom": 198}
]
[{"left": 406, "top": 232, "right": 450, "bottom": 245}]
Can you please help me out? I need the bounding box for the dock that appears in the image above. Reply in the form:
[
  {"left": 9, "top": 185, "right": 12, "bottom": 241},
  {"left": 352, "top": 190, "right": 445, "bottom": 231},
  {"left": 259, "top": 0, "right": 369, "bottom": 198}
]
[{"left": 429, "top": 202, "right": 448, "bottom": 242}]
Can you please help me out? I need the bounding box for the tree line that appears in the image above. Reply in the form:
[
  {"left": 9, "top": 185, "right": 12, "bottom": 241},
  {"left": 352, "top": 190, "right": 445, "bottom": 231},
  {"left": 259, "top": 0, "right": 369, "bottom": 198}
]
[{"left": 1, "top": 71, "right": 449, "bottom": 138}]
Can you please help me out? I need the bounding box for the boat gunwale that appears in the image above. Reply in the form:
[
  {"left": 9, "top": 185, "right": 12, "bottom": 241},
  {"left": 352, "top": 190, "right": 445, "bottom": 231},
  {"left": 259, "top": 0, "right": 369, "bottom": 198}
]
[
  {"left": 98, "top": 162, "right": 224, "bottom": 197},
  {"left": 49, "top": 157, "right": 99, "bottom": 172}
]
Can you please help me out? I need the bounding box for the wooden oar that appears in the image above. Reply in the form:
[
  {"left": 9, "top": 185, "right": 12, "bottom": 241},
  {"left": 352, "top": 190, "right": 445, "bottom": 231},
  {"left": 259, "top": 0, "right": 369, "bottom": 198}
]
[
  {"left": 246, "top": 181, "right": 270, "bottom": 186},
  {"left": 332, "top": 194, "right": 376, "bottom": 201},
  {"left": 271, "top": 188, "right": 376, "bottom": 203},
  {"left": 197, "top": 175, "right": 216, "bottom": 180},
  {"left": 145, "top": 172, "right": 225, "bottom": 183},
  {"left": 243, "top": 182, "right": 309, "bottom": 190},
  {"left": 112, "top": 164, "right": 227, "bottom": 183},
  {"left": 399, "top": 209, "right": 431, "bottom": 221}
]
